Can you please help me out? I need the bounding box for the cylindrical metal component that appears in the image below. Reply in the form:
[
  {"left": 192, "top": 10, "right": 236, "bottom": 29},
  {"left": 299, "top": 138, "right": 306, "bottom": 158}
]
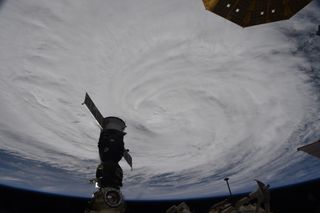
[
  {"left": 103, "top": 117, "right": 126, "bottom": 132},
  {"left": 224, "top": 177, "right": 232, "bottom": 197}
]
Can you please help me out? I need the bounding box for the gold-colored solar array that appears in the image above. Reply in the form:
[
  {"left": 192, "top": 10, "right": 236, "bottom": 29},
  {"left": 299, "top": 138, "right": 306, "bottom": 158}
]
[{"left": 203, "top": 0, "right": 313, "bottom": 27}]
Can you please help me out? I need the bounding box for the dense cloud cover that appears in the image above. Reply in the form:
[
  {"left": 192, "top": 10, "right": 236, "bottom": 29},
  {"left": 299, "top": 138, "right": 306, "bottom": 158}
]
[{"left": 0, "top": 0, "right": 320, "bottom": 200}]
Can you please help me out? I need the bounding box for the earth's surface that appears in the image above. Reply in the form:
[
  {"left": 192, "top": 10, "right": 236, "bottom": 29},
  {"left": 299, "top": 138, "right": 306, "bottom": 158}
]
[{"left": 0, "top": 0, "right": 320, "bottom": 200}]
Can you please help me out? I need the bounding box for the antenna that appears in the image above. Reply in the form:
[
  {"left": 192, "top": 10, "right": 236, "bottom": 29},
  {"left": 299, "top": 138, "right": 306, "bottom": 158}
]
[{"left": 224, "top": 177, "right": 233, "bottom": 197}]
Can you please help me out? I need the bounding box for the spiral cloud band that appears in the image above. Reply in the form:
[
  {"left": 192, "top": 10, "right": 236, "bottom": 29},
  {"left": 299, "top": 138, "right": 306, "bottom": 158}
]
[{"left": 0, "top": 0, "right": 320, "bottom": 200}]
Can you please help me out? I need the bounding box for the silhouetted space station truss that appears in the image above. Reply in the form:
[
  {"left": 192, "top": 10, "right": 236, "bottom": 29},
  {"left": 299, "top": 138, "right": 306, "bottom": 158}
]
[{"left": 202, "top": 0, "right": 314, "bottom": 27}]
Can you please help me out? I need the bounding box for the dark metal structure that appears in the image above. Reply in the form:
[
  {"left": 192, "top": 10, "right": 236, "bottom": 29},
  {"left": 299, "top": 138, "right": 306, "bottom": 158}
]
[
  {"left": 83, "top": 93, "right": 132, "bottom": 212},
  {"left": 298, "top": 139, "right": 320, "bottom": 159},
  {"left": 202, "top": 0, "right": 313, "bottom": 27},
  {"left": 224, "top": 177, "right": 233, "bottom": 197},
  {"left": 82, "top": 93, "right": 132, "bottom": 168},
  {"left": 82, "top": 93, "right": 104, "bottom": 129}
]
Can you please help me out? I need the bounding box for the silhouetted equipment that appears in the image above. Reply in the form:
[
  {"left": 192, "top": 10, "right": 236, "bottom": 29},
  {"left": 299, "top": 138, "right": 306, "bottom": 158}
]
[
  {"left": 248, "top": 180, "right": 271, "bottom": 213},
  {"left": 103, "top": 188, "right": 124, "bottom": 208},
  {"left": 317, "top": 25, "right": 320, "bottom": 36},
  {"left": 123, "top": 149, "right": 132, "bottom": 169},
  {"left": 103, "top": 116, "right": 126, "bottom": 131},
  {"left": 82, "top": 93, "right": 104, "bottom": 129},
  {"left": 224, "top": 177, "right": 233, "bottom": 197},
  {"left": 209, "top": 180, "right": 271, "bottom": 213},
  {"left": 84, "top": 188, "right": 125, "bottom": 213},
  {"left": 166, "top": 202, "right": 191, "bottom": 213},
  {"left": 83, "top": 93, "right": 132, "bottom": 213},
  {"left": 96, "top": 162, "right": 123, "bottom": 188},
  {"left": 98, "top": 128, "right": 125, "bottom": 163},
  {"left": 298, "top": 139, "right": 320, "bottom": 159},
  {"left": 202, "top": 0, "right": 313, "bottom": 27},
  {"left": 82, "top": 93, "right": 132, "bottom": 169}
]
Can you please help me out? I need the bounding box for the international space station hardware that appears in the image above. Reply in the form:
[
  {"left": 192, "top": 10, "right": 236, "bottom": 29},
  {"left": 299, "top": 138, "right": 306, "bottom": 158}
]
[
  {"left": 317, "top": 25, "right": 320, "bottom": 36},
  {"left": 84, "top": 187, "right": 126, "bottom": 213},
  {"left": 82, "top": 93, "right": 104, "bottom": 129},
  {"left": 166, "top": 180, "right": 273, "bottom": 213},
  {"left": 202, "top": 0, "right": 314, "bottom": 27},
  {"left": 224, "top": 177, "right": 232, "bottom": 197},
  {"left": 83, "top": 93, "right": 132, "bottom": 212},
  {"left": 208, "top": 179, "right": 271, "bottom": 213},
  {"left": 82, "top": 93, "right": 275, "bottom": 213},
  {"left": 166, "top": 202, "right": 191, "bottom": 213},
  {"left": 82, "top": 93, "right": 132, "bottom": 168},
  {"left": 297, "top": 139, "right": 320, "bottom": 159}
]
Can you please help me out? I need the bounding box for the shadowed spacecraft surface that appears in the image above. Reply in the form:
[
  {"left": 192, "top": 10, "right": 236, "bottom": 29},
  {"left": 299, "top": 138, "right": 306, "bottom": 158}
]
[
  {"left": 203, "top": 0, "right": 314, "bottom": 27},
  {"left": 82, "top": 93, "right": 132, "bottom": 212},
  {"left": 0, "top": 0, "right": 320, "bottom": 201},
  {"left": 298, "top": 140, "right": 320, "bottom": 159}
]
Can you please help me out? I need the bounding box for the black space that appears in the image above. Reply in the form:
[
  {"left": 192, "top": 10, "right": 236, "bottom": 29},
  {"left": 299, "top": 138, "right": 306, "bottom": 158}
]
[{"left": 0, "top": 179, "right": 320, "bottom": 213}]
